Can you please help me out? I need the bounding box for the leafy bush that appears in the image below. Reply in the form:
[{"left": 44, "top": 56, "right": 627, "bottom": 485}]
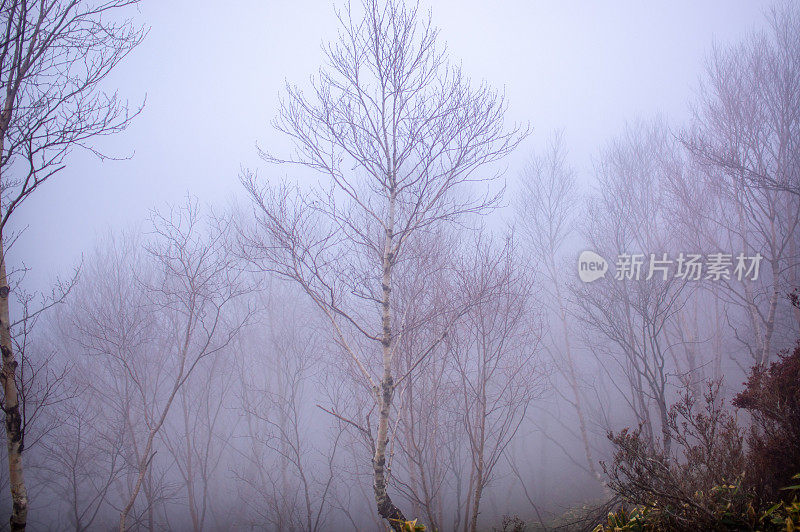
[
  {"left": 601, "top": 381, "right": 751, "bottom": 530},
  {"left": 733, "top": 341, "right": 800, "bottom": 504},
  {"left": 593, "top": 506, "right": 654, "bottom": 532},
  {"left": 594, "top": 478, "right": 800, "bottom": 531},
  {"left": 389, "top": 518, "right": 426, "bottom": 532},
  {"left": 759, "top": 477, "right": 800, "bottom": 529},
  {"left": 599, "top": 337, "right": 800, "bottom": 530}
]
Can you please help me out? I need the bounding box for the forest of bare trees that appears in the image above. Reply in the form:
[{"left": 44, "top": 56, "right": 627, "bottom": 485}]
[{"left": 0, "top": 0, "right": 797, "bottom": 531}]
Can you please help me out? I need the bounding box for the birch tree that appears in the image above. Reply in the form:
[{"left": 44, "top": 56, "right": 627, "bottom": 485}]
[
  {"left": 238, "top": 0, "right": 525, "bottom": 527},
  {"left": 0, "top": 2, "right": 144, "bottom": 527}
]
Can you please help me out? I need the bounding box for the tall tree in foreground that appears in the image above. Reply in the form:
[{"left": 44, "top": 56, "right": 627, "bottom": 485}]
[
  {"left": 239, "top": 0, "right": 526, "bottom": 527},
  {"left": 0, "top": 1, "right": 144, "bottom": 528}
]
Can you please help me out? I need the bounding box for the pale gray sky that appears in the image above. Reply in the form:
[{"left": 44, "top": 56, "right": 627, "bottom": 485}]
[{"left": 13, "top": 0, "right": 769, "bottom": 290}]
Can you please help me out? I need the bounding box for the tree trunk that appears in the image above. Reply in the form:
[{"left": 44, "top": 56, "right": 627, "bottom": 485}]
[
  {"left": 373, "top": 377, "right": 406, "bottom": 529},
  {"left": 181, "top": 394, "right": 200, "bottom": 532},
  {"left": 551, "top": 256, "right": 600, "bottom": 483},
  {"left": 119, "top": 430, "right": 157, "bottom": 531},
  {"left": 373, "top": 192, "right": 406, "bottom": 531},
  {"left": 467, "top": 378, "right": 487, "bottom": 532},
  {"left": 468, "top": 478, "right": 484, "bottom": 532},
  {"left": 0, "top": 245, "right": 27, "bottom": 531}
]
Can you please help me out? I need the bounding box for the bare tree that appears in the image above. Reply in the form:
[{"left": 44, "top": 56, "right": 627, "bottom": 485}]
[
  {"left": 0, "top": 1, "right": 144, "bottom": 527},
  {"left": 233, "top": 289, "right": 342, "bottom": 532},
  {"left": 40, "top": 394, "right": 125, "bottom": 531},
  {"left": 238, "top": 0, "right": 525, "bottom": 527},
  {"left": 68, "top": 200, "right": 248, "bottom": 531},
  {"left": 574, "top": 120, "right": 690, "bottom": 455},
  {"left": 449, "top": 234, "right": 543, "bottom": 532},
  {"left": 0, "top": 265, "right": 79, "bottom": 526},
  {"left": 681, "top": 3, "right": 800, "bottom": 362},
  {"left": 63, "top": 231, "right": 155, "bottom": 529},
  {"left": 683, "top": 3, "right": 800, "bottom": 199},
  {"left": 161, "top": 352, "right": 234, "bottom": 532},
  {"left": 117, "top": 201, "right": 249, "bottom": 532},
  {"left": 391, "top": 229, "right": 460, "bottom": 532},
  {"left": 517, "top": 132, "right": 603, "bottom": 483}
]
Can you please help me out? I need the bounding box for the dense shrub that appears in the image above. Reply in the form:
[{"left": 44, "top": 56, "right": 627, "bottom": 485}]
[
  {"left": 600, "top": 382, "right": 751, "bottom": 530},
  {"left": 597, "top": 338, "right": 800, "bottom": 531},
  {"left": 595, "top": 483, "right": 800, "bottom": 532},
  {"left": 733, "top": 341, "right": 800, "bottom": 504}
]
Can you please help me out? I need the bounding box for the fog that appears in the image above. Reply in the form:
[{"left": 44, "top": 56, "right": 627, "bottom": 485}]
[
  {"left": 0, "top": 1, "right": 798, "bottom": 531},
  {"left": 13, "top": 1, "right": 767, "bottom": 288}
]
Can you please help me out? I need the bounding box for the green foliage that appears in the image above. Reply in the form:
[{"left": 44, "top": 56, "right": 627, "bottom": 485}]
[
  {"left": 594, "top": 474, "right": 800, "bottom": 531},
  {"left": 599, "top": 336, "right": 800, "bottom": 531},
  {"left": 389, "top": 518, "right": 426, "bottom": 532},
  {"left": 761, "top": 475, "right": 800, "bottom": 530},
  {"left": 761, "top": 499, "right": 800, "bottom": 530},
  {"left": 592, "top": 506, "right": 654, "bottom": 532}
]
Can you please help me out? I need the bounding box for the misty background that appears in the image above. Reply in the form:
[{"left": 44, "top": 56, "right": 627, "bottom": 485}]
[
  {"left": 13, "top": 1, "right": 768, "bottom": 291},
  {"left": 0, "top": 1, "right": 797, "bottom": 531}
]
